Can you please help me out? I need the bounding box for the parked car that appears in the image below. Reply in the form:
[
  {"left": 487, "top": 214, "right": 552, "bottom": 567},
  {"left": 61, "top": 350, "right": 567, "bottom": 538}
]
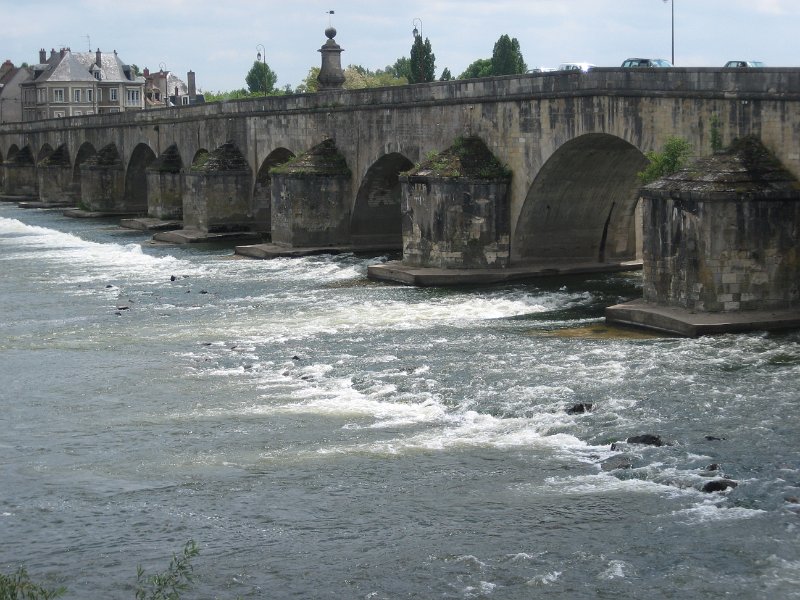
[
  {"left": 621, "top": 58, "right": 672, "bottom": 68},
  {"left": 557, "top": 62, "right": 595, "bottom": 72},
  {"left": 724, "top": 60, "right": 766, "bottom": 68}
]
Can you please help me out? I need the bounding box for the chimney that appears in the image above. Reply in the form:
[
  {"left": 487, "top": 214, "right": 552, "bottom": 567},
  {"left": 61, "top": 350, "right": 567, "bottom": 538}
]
[
  {"left": 39, "top": 48, "right": 46, "bottom": 63},
  {"left": 60, "top": 48, "right": 66, "bottom": 58},
  {"left": 96, "top": 48, "right": 101, "bottom": 67},
  {"left": 143, "top": 67, "right": 150, "bottom": 77},
  {"left": 50, "top": 48, "right": 57, "bottom": 60},
  {"left": 187, "top": 70, "right": 196, "bottom": 101}
]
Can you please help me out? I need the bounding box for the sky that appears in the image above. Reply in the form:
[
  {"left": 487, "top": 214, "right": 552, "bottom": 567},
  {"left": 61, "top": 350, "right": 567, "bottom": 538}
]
[{"left": 1, "top": 0, "right": 798, "bottom": 92}]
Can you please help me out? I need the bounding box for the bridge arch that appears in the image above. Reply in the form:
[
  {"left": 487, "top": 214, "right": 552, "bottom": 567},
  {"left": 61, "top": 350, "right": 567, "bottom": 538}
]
[
  {"left": 254, "top": 147, "right": 294, "bottom": 233},
  {"left": 73, "top": 142, "right": 97, "bottom": 186},
  {"left": 513, "top": 133, "right": 648, "bottom": 265},
  {"left": 124, "top": 143, "right": 157, "bottom": 211},
  {"left": 6, "top": 145, "right": 19, "bottom": 161},
  {"left": 37, "top": 144, "right": 54, "bottom": 163},
  {"left": 352, "top": 152, "right": 414, "bottom": 248}
]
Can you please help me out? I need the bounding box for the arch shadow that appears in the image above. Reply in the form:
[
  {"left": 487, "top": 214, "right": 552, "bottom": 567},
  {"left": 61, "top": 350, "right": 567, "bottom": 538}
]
[
  {"left": 352, "top": 152, "right": 414, "bottom": 248},
  {"left": 513, "top": 133, "right": 648, "bottom": 265},
  {"left": 125, "top": 143, "right": 157, "bottom": 212}
]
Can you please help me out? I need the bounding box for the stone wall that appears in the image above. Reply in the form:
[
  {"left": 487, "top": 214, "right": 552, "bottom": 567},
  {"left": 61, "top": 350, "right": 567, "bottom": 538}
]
[{"left": 643, "top": 196, "right": 800, "bottom": 311}]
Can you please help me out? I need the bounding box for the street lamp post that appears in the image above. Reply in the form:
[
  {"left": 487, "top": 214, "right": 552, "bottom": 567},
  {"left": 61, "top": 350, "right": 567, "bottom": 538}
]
[
  {"left": 663, "top": 0, "right": 674, "bottom": 65},
  {"left": 411, "top": 18, "right": 423, "bottom": 83},
  {"left": 256, "top": 44, "right": 266, "bottom": 97}
]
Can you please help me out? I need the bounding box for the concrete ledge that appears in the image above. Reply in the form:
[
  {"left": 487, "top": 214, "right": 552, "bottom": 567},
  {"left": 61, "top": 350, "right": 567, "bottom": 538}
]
[
  {"left": 235, "top": 242, "right": 399, "bottom": 259},
  {"left": 152, "top": 227, "right": 264, "bottom": 245},
  {"left": 63, "top": 208, "right": 141, "bottom": 219},
  {"left": 18, "top": 201, "right": 75, "bottom": 209},
  {"left": 367, "top": 260, "right": 642, "bottom": 286},
  {"left": 605, "top": 298, "right": 800, "bottom": 337},
  {"left": 119, "top": 217, "right": 183, "bottom": 231},
  {"left": 0, "top": 194, "right": 38, "bottom": 203}
]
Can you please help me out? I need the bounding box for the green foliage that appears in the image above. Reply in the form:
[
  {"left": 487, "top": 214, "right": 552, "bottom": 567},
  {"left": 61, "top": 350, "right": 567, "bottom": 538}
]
[
  {"left": 135, "top": 540, "right": 200, "bottom": 600},
  {"left": 491, "top": 35, "right": 527, "bottom": 75},
  {"left": 409, "top": 35, "right": 436, "bottom": 83},
  {"left": 459, "top": 58, "right": 493, "bottom": 80},
  {"left": 245, "top": 60, "right": 278, "bottom": 95},
  {"left": 638, "top": 137, "right": 693, "bottom": 184},
  {"left": 343, "top": 64, "right": 408, "bottom": 89},
  {"left": 439, "top": 67, "right": 452, "bottom": 81},
  {"left": 387, "top": 57, "right": 411, "bottom": 80},
  {"left": 0, "top": 567, "right": 65, "bottom": 600},
  {"left": 710, "top": 115, "right": 723, "bottom": 153},
  {"left": 296, "top": 67, "right": 321, "bottom": 93}
]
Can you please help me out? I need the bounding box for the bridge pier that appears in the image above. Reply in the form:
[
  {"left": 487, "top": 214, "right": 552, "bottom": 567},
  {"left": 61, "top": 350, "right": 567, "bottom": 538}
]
[
  {"left": 236, "top": 139, "right": 361, "bottom": 258},
  {"left": 606, "top": 137, "right": 800, "bottom": 336},
  {"left": 70, "top": 143, "right": 128, "bottom": 216},
  {"left": 1, "top": 147, "right": 38, "bottom": 200},
  {"left": 35, "top": 145, "right": 76, "bottom": 207},
  {"left": 146, "top": 145, "right": 184, "bottom": 220},
  {"left": 153, "top": 141, "right": 261, "bottom": 244}
]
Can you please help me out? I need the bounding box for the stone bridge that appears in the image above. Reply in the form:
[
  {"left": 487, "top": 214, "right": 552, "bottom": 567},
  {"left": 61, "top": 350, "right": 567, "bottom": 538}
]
[{"left": 1, "top": 68, "right": 799, "bottom": 275}]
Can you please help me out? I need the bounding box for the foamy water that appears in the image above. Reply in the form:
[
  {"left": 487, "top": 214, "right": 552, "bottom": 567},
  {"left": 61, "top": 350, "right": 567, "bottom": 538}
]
[{"left": 2, "top": 205, "right": 799, "bottom": 599}]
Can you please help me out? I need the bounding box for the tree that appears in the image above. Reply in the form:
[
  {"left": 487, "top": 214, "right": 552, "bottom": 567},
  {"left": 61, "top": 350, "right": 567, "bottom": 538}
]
[
  {"left": 387, "top": 57, "right": 411, "bottom": 80},
  {"left": 296, "top": 67, "right": 321, "bottom": 93},
  {"left": 491, "top": 35, "right": 527, "bottom": 75},
  {"left": 459, "top": 58, "right": 493, "bottom": 80},
  {"left": 245, "top": 60, "right": 277, "bottom": 95},
  {"left": 440, "top": 67, "right": 452, "bottom": 81},
  {"left": 637, "top": 137, "right": 692, "bottom": 183},
  {"left": 409, "top": 35, "right": 435, "bottom": 83}
]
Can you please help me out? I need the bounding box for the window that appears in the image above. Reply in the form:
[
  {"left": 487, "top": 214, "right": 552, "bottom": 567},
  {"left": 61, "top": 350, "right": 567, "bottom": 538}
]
[
  {"left": 126, "top": 88, "right": 140, "bottom": 106},
  {"left": 97, "top": 89, "right": 102, "bottom": 101},
  {"left": 54, "top": 111, "right": 65, "bottom": 118},
  {"left": 74, "top": 111, "right": 82, "bottom": 116},
  {"left": 74, "top": 89, "right": 81, "bottom": 103},
  {"left": 87, "top": 89, "right": 93, "bottom": 102},
  {"left": 181, "top": 96, "right": 189, "bottom": 106},
  {"left": 110, "top": 88, "right": 117, "bottom": 101},
  {"left": 37, "top": 88, "right": 46, "bottom": 103},
  {"left": 53, "top": 88, "right": 65, "bottom": 103},
  {"left": 93, "top": 71, "right": 100, "bottom": 80}
]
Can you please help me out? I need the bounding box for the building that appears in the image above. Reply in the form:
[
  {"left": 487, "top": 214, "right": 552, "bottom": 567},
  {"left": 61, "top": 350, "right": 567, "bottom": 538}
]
[
  {"left": 0, "top": 60, "right": 30, "bottom": 123},
  {"left": 143, "top": 68, "right": 204, "bottom": 108},
  {"left": 20, "top": 48, "right": 145, "bottom": 121}
]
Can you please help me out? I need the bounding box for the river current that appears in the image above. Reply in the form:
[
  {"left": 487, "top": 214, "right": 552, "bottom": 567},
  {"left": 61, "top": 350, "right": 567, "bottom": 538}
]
[{"left": 1, "top": 203, "right": 799, "bottom": 599}]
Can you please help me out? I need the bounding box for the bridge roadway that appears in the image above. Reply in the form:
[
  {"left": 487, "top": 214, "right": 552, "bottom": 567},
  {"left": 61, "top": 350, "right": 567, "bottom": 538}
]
[{"left": 1, "top": 68, "right": 799, "bottom": 269}]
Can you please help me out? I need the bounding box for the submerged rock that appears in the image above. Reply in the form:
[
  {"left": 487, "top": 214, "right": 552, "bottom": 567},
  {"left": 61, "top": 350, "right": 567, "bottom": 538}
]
[
  {"left": 566, "top": 402, "right": 593, "bottom": 415},
  {"left": 601, "top": 456, "right": 633, "bottom": 471},
  {"left": 702, "top": 479, "right": 738, "bottom": 493},
  {"left": 627, "top": 434, "right": 664, "bottom": 447}
]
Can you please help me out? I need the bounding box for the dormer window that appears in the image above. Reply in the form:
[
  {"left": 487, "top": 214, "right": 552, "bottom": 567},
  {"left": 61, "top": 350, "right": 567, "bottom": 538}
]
[{"left": 93, "top": 71, "right": 100, "bottom": 80}]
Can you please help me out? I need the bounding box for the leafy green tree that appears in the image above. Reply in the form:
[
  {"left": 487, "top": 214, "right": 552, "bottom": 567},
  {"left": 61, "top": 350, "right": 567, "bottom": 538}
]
[
  {"left": 296, "top": 67, "right": 321, "bottom": 93},
  {"left": 459, "top": 58, "right": 493, "bottom": 79},
  {"left": 409, "top": 35, "right": 436, "bottom": 83},
  {"left": 491, "top": 35, "right": 527, "bottom": 75},
  {"left": 387, "top": 57, "right": 411, "bottom": 80},
  {"left": 440, "top": 67, "right": 452, "bottom": 81},
  {"left": 638, "top": 137, "right": 692, "bottom": 183},
  {"left": 245, "top": 60, "right": 277, "bottom": 95}
]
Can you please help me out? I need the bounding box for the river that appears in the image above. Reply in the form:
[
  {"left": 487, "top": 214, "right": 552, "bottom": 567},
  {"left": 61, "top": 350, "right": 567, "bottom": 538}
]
[{"left": 1, "top": 203, "right": 799, "bottom": 599}]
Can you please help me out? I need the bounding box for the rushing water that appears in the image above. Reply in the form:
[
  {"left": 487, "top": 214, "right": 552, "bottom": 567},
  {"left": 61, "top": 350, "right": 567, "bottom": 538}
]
[{"left": 1, "top": 202, "right": 799, "bottom": 599}]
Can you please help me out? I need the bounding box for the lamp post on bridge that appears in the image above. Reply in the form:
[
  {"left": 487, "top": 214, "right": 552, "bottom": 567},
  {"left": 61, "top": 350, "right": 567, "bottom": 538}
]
[
  {"left": 411, "top": 18, "right": 423, "bottom": 83},
  {"left": 256, "top": 44, "right": 267, "bottom": 97},
  {"left": 663, "top": 0, "right": 674, "bottom": 65}
]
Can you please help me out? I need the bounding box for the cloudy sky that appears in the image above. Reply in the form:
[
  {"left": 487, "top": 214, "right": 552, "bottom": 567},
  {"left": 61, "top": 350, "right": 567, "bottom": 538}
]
[{"left": 2, "top": 0, "right": 797, "bottom": 92}]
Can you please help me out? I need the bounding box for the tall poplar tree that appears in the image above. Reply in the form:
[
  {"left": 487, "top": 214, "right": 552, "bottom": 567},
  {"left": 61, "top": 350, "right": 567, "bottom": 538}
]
[
  {"left": 491, "top": 35, "right": 527, "bottom": 75},
  {"left": 409, "top": 35, "right": 436, "bottom": 83}
]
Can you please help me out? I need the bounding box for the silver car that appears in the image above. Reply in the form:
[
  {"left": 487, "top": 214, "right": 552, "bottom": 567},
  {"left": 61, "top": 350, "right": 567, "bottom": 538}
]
[
  {"left": 621, "top": 58, "right": 672, "bottom": 68},
  {"left": 724, "top": 61, "right": 765, "bottom": 68}
]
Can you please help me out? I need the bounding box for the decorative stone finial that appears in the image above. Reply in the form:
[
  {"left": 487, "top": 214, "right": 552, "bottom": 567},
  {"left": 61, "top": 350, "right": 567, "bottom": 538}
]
[{"left": 317, "top": 27, "right": 345, "bottom": 90}]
